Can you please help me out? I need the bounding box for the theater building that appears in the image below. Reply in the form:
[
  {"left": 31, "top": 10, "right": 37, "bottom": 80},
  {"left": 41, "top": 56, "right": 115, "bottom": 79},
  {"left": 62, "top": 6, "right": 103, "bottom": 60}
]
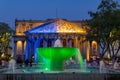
[{"left": 13, "top": 18, "right": 98, "bottom": 62}]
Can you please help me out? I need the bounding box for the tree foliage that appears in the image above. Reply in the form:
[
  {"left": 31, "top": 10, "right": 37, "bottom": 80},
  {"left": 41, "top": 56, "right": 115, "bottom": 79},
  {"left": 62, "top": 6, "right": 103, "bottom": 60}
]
[
  {"left": 87, "top": 0, "right": 120, "bottom": 59},
  {"left": 0, "top": 22, "right": 14, "bottom": 56}
]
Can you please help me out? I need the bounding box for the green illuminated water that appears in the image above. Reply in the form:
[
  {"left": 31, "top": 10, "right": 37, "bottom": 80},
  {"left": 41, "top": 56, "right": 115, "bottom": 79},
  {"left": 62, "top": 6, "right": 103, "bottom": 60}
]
[
  {"left": 37, "top": 47, "right": 78, "bottom": 71},
  {"left": 76, "top": 50, "right": 85, "bottom": 68}
]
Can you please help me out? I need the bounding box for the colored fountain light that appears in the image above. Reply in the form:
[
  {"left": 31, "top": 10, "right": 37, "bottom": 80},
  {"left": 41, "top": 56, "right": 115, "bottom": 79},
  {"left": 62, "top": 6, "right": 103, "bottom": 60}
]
[{"left": 37, "top": 47, "right": 78, "bottom": 71}]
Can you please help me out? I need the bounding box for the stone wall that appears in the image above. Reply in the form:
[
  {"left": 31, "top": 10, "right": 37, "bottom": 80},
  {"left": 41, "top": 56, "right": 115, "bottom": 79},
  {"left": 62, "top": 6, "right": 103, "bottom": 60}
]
[{"left": 0, "top": 73, "right": 120, "bottom": 80}]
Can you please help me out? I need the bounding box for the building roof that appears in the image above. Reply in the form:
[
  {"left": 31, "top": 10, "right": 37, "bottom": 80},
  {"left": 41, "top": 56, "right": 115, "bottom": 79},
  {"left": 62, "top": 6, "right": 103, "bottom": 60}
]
[{"left": 24, "top": 18, "right": 87, "bottom": 34}]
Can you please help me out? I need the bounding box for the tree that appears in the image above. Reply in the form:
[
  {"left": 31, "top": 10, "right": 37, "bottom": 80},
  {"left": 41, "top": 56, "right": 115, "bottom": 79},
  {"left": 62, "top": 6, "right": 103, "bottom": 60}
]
[
  {"left": 0, "top": 22, "right": 14, "bottom": 57},
  {"left": 87, "top": 0, "right": 120, "bottom": 59}
]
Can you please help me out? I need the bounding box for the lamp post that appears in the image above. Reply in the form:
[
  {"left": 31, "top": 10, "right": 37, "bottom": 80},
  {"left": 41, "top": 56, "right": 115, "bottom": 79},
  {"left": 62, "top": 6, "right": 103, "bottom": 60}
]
[{"left": 1, "top": 48, "right": 5, "bottom": 58}]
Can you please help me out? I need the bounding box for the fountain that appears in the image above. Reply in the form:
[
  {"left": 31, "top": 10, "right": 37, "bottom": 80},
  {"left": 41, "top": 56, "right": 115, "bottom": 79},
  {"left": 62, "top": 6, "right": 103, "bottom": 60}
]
[
  {"left": 1, "top": 39, "right": 120, "bottom": 80},
  {"left": 99, "top": 59, "right": 105, "bottom": 73},
  {"left": 36, "top": 39, "right": 79, "bottom": 71}
]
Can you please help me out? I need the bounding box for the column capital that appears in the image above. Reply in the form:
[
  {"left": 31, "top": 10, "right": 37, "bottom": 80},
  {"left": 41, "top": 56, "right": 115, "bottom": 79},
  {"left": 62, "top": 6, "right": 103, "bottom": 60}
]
[
  {"left": 14, "top": 41, "right": 17, "bottom": 43},
  {"left": 22, "top": 40, "right": 25, "bottom": 42}
]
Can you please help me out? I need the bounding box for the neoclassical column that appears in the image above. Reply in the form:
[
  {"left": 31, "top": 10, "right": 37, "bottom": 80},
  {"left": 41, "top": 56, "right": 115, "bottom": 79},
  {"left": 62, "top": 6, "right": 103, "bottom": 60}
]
[
  {"left": 86, "top": 41, "right": 90, "bottom": 61},
  {"left": 25, "top": 38, "right": 30, "bottom": 60},
  {"left": 51, "top": 38, "right": 56, "bottom": 47},
  {"left": 34, "top": 36, "right": 41, "bottom": 62},
  {"left": 73, "top": 38, "right": 76, "bottom": 48},
  {"left": 65, "top": 38, "right": 68, "bottom": 47},
  {"left": 46, "top": 38, "right": 48, "bottom": 47},
  {"left": 43, "top": 39, "right": 47, "bottom": 47},
  {"left": 14, "top": 41, "right": 17, "bottom": 59},
  {"left": 67, "top": 38, "right": 71, "bottom": 48},
  {"left": 75, "top": 36, "right": 78, "bottom": 48},
  {"left": 90, "top": 42, "right": 93, "bottom": 56},
  {"left": 78, "top": 37, "right": 81, "bottom": 49},
  {"left": 22, "top": 41, "right": 25, "bottom": 61},
  {"left": 28, "top": 36, "right": 32, "bottom": 61}
]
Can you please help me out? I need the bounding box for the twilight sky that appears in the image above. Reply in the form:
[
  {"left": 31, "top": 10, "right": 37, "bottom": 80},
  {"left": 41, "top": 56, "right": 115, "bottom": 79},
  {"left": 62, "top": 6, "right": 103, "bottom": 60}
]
[{"left": 0, "top": 0, "right": 119, "bottom": 29}]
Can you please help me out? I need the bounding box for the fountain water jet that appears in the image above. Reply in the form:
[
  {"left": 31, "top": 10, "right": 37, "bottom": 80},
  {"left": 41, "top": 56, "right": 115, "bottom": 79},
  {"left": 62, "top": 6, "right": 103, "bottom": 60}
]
[
  {"left": 8, "top": 57, "right": 16, "bottom": 72},
  {"left": 75, "top": 50, "right": 85, "bottom": 68},
  {"left": 54, "top": 38, "right": 63, "bottom": 47}
]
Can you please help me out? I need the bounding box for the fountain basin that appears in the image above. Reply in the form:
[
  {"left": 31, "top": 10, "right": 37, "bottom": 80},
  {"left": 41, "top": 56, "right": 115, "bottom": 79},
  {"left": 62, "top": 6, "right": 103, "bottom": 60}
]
[{"left": 37, "top": 47, "right": 78, "bottom": 71}]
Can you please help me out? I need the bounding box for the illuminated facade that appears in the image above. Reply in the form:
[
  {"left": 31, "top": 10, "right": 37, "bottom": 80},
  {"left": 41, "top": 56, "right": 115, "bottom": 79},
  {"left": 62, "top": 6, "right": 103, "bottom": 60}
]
[{"left": 14, "top": 18, "right": 98, "bottom": 62}]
